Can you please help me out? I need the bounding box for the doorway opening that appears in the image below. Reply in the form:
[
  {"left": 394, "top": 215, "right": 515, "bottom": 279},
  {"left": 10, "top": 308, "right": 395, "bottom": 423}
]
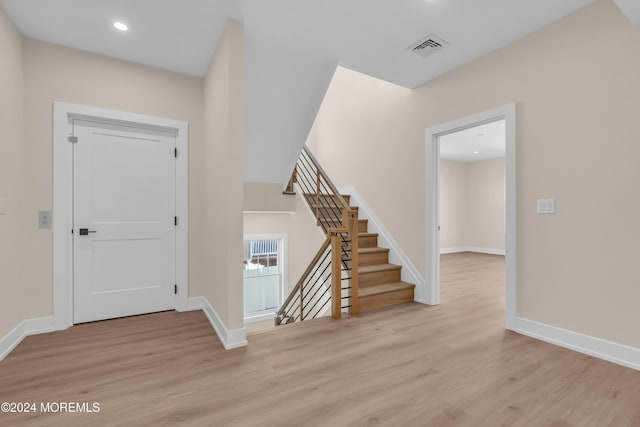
[
  {"left": 438, "top": 120, "right": 506, "bottom": 315},
  {"left": 425, "top": 103, "right": 516, "bottom": 330}
]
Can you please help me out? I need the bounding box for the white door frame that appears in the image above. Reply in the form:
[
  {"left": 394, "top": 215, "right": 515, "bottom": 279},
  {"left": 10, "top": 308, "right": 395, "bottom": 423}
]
[
  {"left": 53, "top": 102, "right": 189, "bottom": 330},
  {"left": 425, "top": 103, "right": 517, "bottom": 330}
]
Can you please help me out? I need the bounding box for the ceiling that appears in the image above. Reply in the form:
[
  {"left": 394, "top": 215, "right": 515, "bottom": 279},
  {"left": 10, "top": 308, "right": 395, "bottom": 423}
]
[
  {"left": 439, "top": 119, "right": 505, "bottom": 163},
  {"left": 0, "top": 0, "right": 243, "bottom": 77},
  {"left": 0, "top": 0, "right": 595, "bottom": 88},
  {"left": 614, "top": 0, "right": 640, "bottom": 26},
  {"left": 2, "top": 0, "right": 608, "bottom": 184}
]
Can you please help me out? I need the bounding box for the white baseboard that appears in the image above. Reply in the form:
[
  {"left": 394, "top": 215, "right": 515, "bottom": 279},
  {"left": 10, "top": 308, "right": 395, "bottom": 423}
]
[
  {"left": 185, "top": 297, "right": 247, "bottom": 350},
  {"left": 440, "top": 247, "right": 467, "bottom": 254},
  {"left": 515, "top": 317, "right": 640, "bottom": 371},
  {"left": 244, "top": 312, "right": 276, "bottom": 324},
  {"left": 339, "top": 186, "right": 426, "bottom": 294},
  {"left": 0, "top": 316, "right": 55, "bottom": 362},
  {"left": 0, "top": 322, "right": 26, "bottom": 361},
  {"left": 441, "top": 246, "right": 505, "bottom": 256}
]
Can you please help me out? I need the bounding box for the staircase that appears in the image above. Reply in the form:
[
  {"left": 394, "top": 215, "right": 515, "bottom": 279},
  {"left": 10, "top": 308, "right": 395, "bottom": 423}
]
[
  {"left": 313, "top": 194, "right": 415, "bottom": 313},
  {"left": 275, "top": 146, "right": 414, "bottom": 326}
]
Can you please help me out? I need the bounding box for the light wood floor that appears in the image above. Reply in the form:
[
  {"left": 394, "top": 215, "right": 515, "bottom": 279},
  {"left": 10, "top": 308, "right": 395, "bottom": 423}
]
[{"left": 1, "top": 252, "right": 639, "bottom": 426}]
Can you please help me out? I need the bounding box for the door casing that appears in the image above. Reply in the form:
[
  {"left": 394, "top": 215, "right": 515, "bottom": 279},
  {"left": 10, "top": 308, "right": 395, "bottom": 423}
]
[
  {"left": 53, "top": 102, "right": 189, "bottom": 330},
  {"left": 424, "top": 103, "right": 517, "bottom": 331}
]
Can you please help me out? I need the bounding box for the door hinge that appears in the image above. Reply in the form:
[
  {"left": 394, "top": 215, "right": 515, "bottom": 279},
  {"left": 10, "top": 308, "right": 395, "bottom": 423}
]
[
  {"left": 174, "top": 216, "right": 178, "bottom": 226},
  {"left": 68, "top": 135, "right": 78, "bottom": 143},
  {"left": 174, "top": 284, "right": 178, "bottom": 295},
  {"left": 174, "top": 148, "right": 177, "bottom": 158}
]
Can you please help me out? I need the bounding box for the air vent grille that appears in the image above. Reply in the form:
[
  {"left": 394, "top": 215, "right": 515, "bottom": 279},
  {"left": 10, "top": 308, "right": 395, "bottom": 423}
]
[{"left": 407, "top": 34, "right": 450, "bottom": 58}]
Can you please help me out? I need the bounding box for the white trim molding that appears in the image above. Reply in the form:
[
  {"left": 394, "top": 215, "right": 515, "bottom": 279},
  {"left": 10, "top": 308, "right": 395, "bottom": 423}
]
[
  {"left": 515, "top": 317, "right": 640, "bottom": 372},
  {"left": 339, "top": 186, "right": 426, "bottom": 295},
  {"left": 244, "top": 312, "right": 276, "bottom": 324},
  {"left": 186, "top": 297, "right": 248, "bottom": 350},
  {"left": 0, "top": 317, "right": 55, "bottom": 361},
  {"left": 426, "top": 103, "right": 517, "bottom": 330},
  {"left": 53, "top": 102, "right": 189, "bottom": 330},
  {"left": 441, "top": 247, "right": 506, "bottom": 256}
]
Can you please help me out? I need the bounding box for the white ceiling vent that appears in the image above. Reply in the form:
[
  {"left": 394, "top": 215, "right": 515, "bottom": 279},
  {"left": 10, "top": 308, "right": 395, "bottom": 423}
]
[{"left": 407, "top": 34, "right": 450, "bottom": 58}]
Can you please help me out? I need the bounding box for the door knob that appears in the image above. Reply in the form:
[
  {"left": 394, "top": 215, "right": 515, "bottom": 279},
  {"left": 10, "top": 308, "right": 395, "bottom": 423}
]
[{"left": 79, "top": 228, "right": 97, "bottom": 235}]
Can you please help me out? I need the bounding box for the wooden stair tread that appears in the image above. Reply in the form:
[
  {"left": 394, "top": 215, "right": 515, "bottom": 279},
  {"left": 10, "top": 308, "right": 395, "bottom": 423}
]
[
  {"left": 358, "top": 281, "right": 415, "bottom": 298},
  {"left": 358, "top": 247, "right": 389, "bottom": 254},
  {"left": 358, "top": 232, "right": 377, "bottom": 237},
  {"left": 358, "top": 263, "right": 402, "bottom": 274}
]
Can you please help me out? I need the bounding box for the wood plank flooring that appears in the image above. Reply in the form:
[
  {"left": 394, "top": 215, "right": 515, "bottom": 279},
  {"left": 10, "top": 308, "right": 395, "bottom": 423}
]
[{"left": 1, "top": 252, "right": 639, "bottom": 426}]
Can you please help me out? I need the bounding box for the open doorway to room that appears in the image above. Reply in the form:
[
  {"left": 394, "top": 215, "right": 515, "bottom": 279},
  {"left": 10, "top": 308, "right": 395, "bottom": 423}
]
[
  {"left": 425, "top": 103, "right": 516, "bottom": 330},
  {"left": 438, "top": 120, "right": 506, "bottom": 312}
]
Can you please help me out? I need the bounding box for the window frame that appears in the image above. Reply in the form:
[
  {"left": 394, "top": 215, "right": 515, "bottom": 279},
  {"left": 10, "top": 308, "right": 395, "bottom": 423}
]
[{"left": 242, "top": 233, "right": 288, "bottom": 323}]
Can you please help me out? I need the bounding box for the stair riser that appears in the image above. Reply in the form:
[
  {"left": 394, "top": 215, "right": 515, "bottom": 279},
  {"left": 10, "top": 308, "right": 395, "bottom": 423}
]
[
  {"left": 359, "top": 269, "right": 401, "bottom": 287},
  {"left": 359, "top": 235, "right": 378, "bottom": 248},
  {"left": 359, "top": 288, "right": 414, "bottom": 312},
  {"left": 358, "top": 251, "right": 389, "bottom": 266}
]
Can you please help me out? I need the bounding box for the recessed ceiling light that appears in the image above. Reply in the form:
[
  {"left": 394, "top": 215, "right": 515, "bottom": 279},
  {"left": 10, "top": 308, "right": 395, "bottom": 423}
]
[
  {"left": 473, "top": 151, "right": 480, "bottom": 154},
  {"left": 113, "top": 22, "right": 128, "bottom": 31}
]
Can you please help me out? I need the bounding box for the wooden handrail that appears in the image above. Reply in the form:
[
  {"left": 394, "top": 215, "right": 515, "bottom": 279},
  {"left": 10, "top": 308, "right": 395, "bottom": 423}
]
[{"left": 302, "top": 146, "right": 351, "bottom": 212}]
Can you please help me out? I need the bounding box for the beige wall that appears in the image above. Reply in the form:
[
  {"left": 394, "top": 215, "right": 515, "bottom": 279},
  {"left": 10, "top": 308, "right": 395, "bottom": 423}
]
[
  {"left": 0, "top": 7, "right": 24, "bottom": 338},
  {"left": 440, "top": 158, "right": 505, "bottom": 251},
  {"left": 439, "top": 160, "right": 468, "bottom": 249},
  {"left": 10, "top": 38, "right": 204, "bottom": 331},
  {"left": 201, "top": 20, "right": 245, "bottom": 331},
  {"left": 309, "top": 0, "right": 640, "bottom": 348},
  {"left": 466, "top": 158, "right": 505, "bottom": 250},
  {"left": 244, "top": 192, "right": 326, "bottom": 295},
  {"left": 244, "top": 182, "right": 296, "bottom": 212}
]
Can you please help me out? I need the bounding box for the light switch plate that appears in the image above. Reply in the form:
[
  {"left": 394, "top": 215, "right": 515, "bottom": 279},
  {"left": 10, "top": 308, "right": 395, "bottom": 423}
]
[
  {"left": 537, "top": 199, "right": 555, "bottom": 214},
  {"left": 0, "top": 198, "right": 5, "bottom": 215},
  {"left": 39, "top": 211, "right": 52, "bottom": 229}
]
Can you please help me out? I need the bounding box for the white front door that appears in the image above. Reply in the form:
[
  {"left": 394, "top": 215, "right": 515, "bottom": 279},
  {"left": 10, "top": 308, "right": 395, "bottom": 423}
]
[{"left": 73, "top": 119, "right": 176, "bottom": 323}]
